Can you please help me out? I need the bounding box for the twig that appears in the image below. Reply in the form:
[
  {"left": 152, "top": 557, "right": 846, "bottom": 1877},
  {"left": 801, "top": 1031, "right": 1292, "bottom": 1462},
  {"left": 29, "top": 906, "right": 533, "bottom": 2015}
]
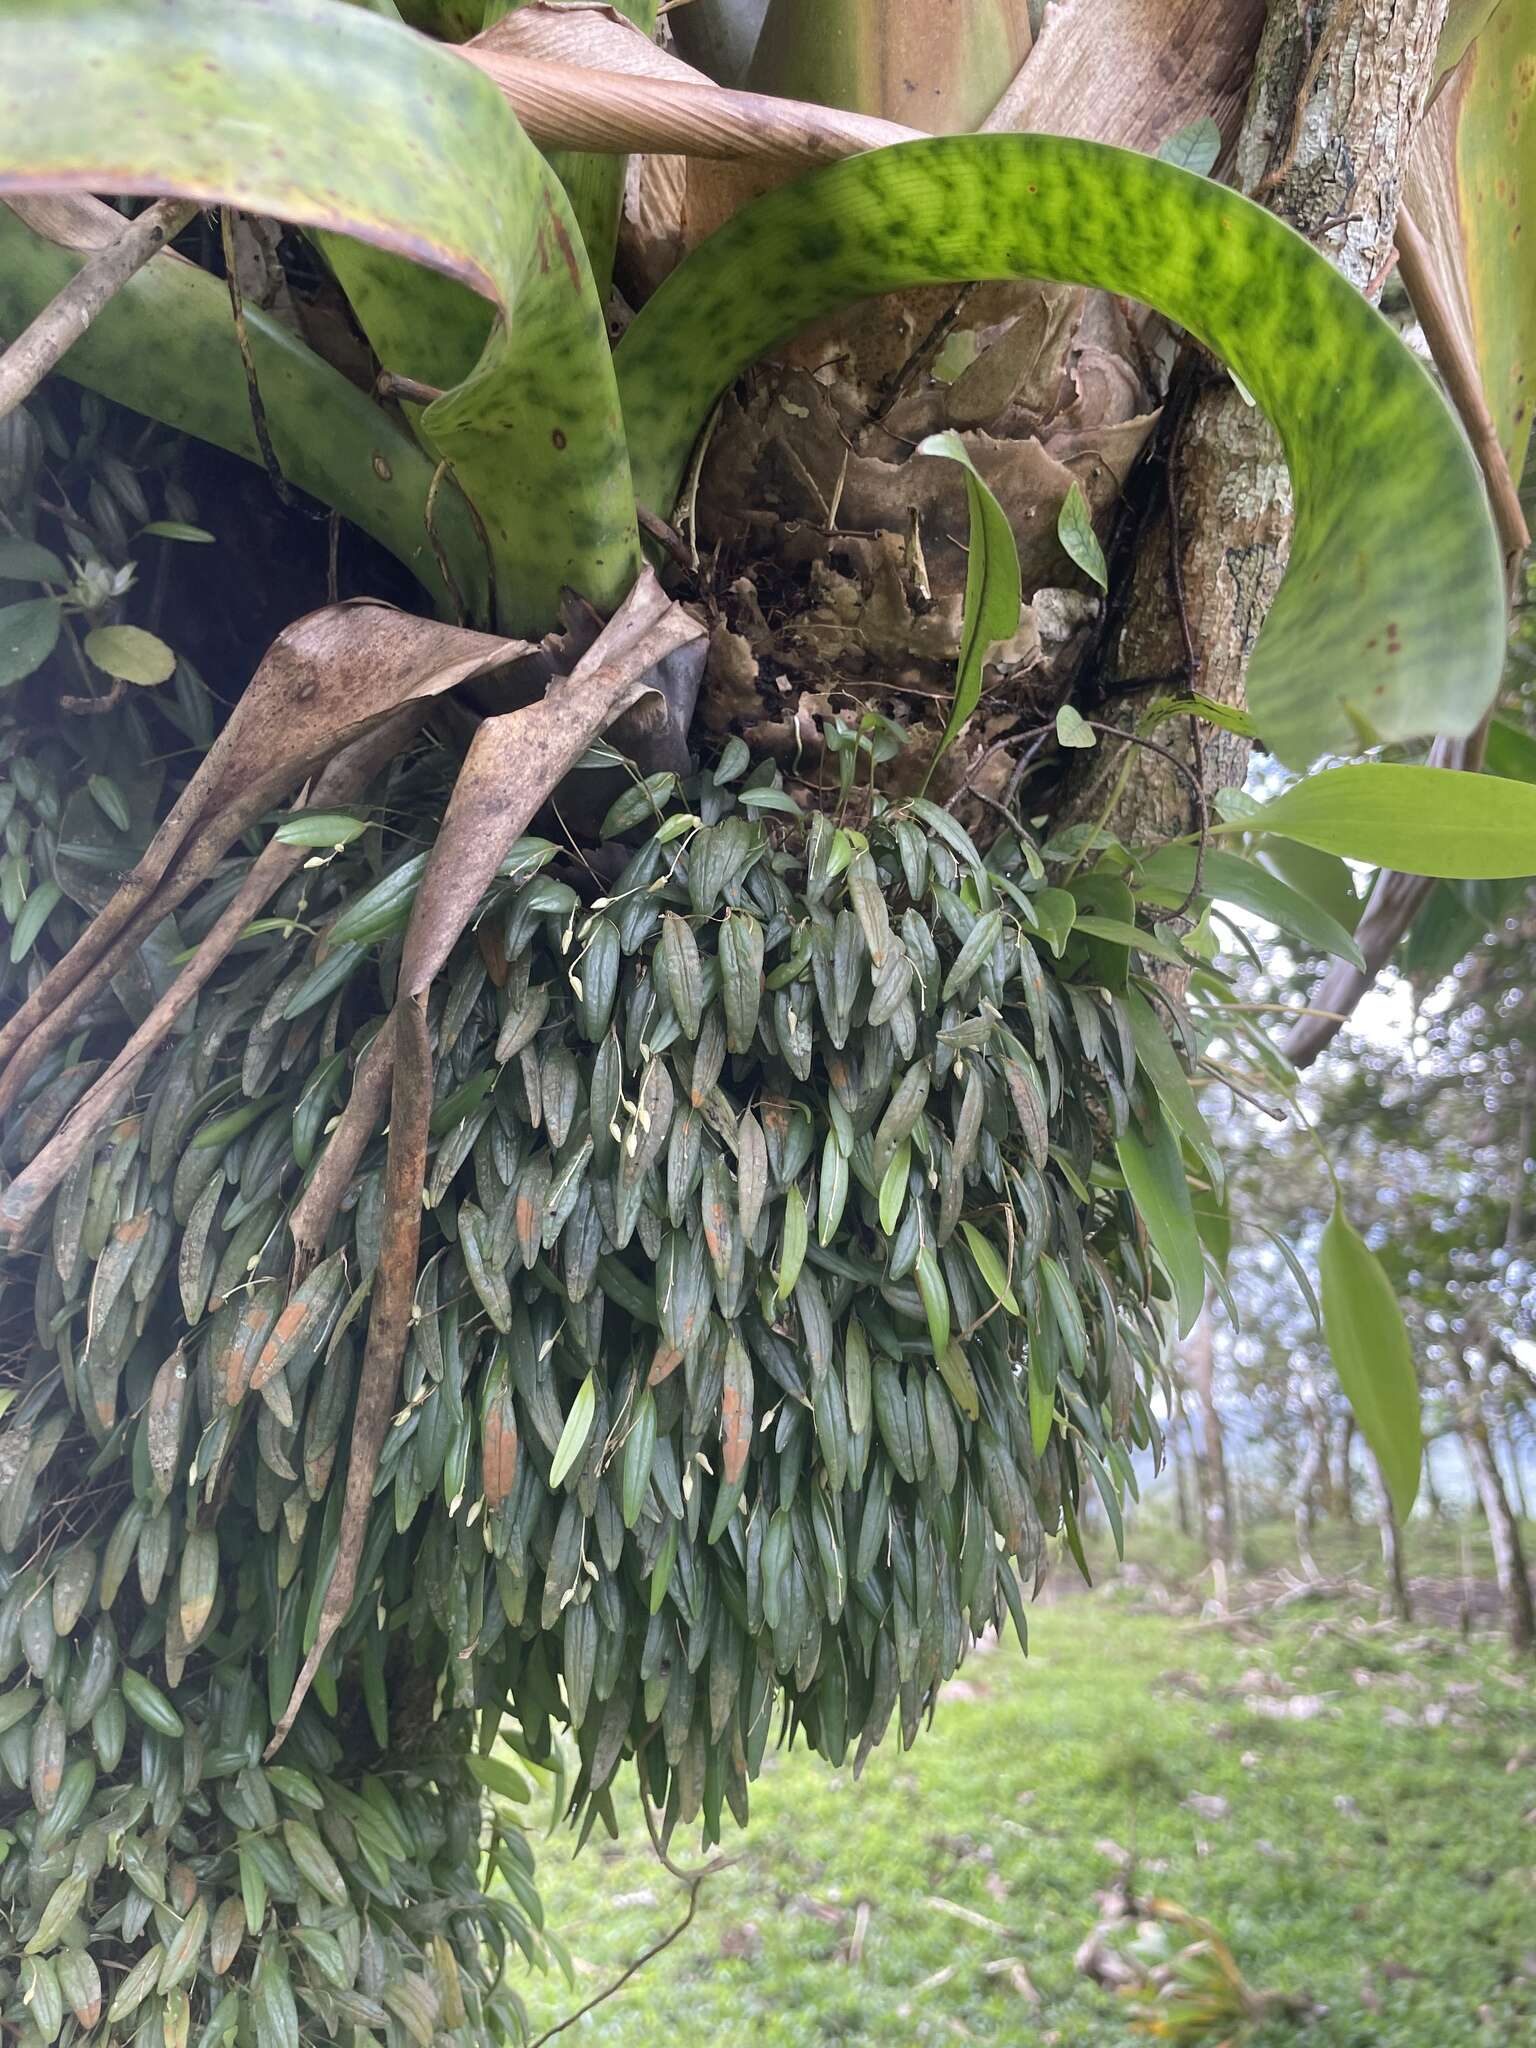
[
  {"left": 1395, "top": 205, "right": 1530, "bottom": 568},
  {"left": 0, "top": 197, "right": 199, "bottom": 421},
  {"left": 637, "top": 502, "right": 695, "bottom": 576},
  {"left": 375, "top": 369, "right": 447, "bottom": 409},
  {"left": 527, "top": 1888, "right": 703, "bottom": 2048},
  {"left": 527, "top": 1778, "right": 732, "bottom": 2048}
]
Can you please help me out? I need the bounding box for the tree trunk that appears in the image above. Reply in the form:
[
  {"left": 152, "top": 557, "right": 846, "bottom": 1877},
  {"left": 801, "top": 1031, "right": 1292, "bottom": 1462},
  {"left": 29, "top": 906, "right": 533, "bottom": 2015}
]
[
  {"left": 1376, "top": 1465, "right": 1413, "bottom": 1622},
  {"left": 1333, "top": 1412, "right": 1357, "bottom": 1524},
  {"left": 1502, "top": 1427, "right": 1531, "bottom": 1524},
  {"left": 1294, "top": 1405, "right": 1329, "bottom": 1579},
  {"left": 1185, "top": 1305, "right": 1233, "bottom": 1572},
  {"left": 1170, "top": 1412, "right": 1196, "bottom": 1540},
  {"left": 1456, "top": 1361, "right": 1536, "bottom": 1652},
  {"left": 1420, "top": 1444, "right": 1446, "bottom": 1523}
]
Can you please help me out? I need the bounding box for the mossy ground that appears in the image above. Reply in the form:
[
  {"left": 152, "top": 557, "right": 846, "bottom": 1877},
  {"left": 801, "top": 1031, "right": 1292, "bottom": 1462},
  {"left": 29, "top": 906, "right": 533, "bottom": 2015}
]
[{"left": 515, "top": 1515, "right": 1536, "bottom": 2046}]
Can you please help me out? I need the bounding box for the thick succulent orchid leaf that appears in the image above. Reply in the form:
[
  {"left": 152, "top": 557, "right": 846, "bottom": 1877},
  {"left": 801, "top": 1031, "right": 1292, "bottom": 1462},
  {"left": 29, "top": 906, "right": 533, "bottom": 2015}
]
[
  {"left": 616, "top": 136, "right": 1505, "bottom": 770},
  {"left": 0, "top": 204, "right": 485, "bottom": 618},
  {"left": 1412, "top": 0, "right": 1536, "bottom": 483},
  {"left": 0, "top": 0, "right": 640, "bottom": 635}
]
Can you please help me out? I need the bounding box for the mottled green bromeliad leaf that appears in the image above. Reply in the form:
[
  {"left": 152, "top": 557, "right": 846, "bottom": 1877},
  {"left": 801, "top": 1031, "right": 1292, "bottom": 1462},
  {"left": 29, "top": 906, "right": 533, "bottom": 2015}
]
[
  {"left": 616, "top": 138, "right": 1505, "bottom": 769},
  {"left": 0, "top": 0, "right": 641, "bottom": 636}
]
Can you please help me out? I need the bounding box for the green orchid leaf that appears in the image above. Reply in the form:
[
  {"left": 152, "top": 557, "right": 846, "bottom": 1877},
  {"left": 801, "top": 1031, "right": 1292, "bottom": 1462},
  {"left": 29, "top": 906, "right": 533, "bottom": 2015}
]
[
  {"left": 1135, "top": 844, "right": 1366, "bottom": 967},
  {"left": 1319, "top": 1201, "right": 1421, "bottom": 1521},
  {"left": 915, "top": 431, "right": 1022, "bottom": 766},
  {"left": 0, "top": 0, "right": 640, "bottom": 634},
  {"left": 0, "top": 206, "right": 484, "bottom": 618},
  {"left": 1229, "top": 764, "right": 1536, "bottom": 878},
  {"left": 1116, "top": 1099, "right": 1204, "bottom": 1337},
  {"left": 617, "top": 135, "right": 1504, "bottom": 769}
]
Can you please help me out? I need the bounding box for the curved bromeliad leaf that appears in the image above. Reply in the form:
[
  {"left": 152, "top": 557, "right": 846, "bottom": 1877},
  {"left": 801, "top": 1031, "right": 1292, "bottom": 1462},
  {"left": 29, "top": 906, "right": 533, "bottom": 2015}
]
[
  {"left": 0, "top": 0, "right": 641, "bottom": 635},
  {"left": 616, "top": 137, "right": 1505, "bottom": 770},
  {"left": 0, "top": 204, "right": 486, "bottom": 619}
]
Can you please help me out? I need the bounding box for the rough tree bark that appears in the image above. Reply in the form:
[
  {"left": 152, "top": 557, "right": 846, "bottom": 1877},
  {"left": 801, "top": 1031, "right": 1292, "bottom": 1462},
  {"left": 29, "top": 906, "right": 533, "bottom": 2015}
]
[{"left": 1077, "top": 0, "right": 1452, "bottom": 844}]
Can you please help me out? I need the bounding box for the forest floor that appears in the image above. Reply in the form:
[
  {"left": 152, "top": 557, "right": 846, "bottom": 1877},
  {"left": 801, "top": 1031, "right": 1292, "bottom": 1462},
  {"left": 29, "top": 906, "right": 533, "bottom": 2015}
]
[{"left": 515, "top": 1518, "right": 1536, "bottom": 2047}]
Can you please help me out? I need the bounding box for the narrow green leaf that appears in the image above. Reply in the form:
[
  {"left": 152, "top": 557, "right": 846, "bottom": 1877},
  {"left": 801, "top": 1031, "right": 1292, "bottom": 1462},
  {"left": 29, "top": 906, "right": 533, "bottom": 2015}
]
[
  {"left": 776, "top": 1184, "right": 808, "bottom": 1301},
  {"left": 140, "top": 520, "right": 215, "bottom": 543},
  {"left": 1056, "top": 480, "right": 1108, "bottom": 590},
  {"left": 1136, "top": 843, "right": 1365, "bottom": 966},
  {"left": 1231, "top": 764, "right": 1536, "bottom": 878},
  {"left": 1319, "top": 1201, "right": 1421, "bottom": 1520},
  {"left": 914, "top": 1244, "right": 951, "bottom": 1358},
  {"left": 959, "top": 1221, "right": 1019, "bottom": 1313},
  {"left": 549, "top": 1372, "right": 596, "bottom": 1489},
  {"left": 914, "top": 431, "right": 1022, "bottom": 764},
  {"left": 1122, "top": 988, "right": 1220, "bottom": 1188},
  {"left": 1116, "top": 1103, "right": 1204, "bottom": 1336},
  {"left": 9, "top": 881, "right": 61, "bottom": 964},
  {"left": 878, "top": 1139, "right": 910, "bottom": 1236},
  {"left": 466, "top": 1753, "right": 531, "bottom": 1803},
  {"left": 273, "top": 813, "right": 368, "bottom": 849}
]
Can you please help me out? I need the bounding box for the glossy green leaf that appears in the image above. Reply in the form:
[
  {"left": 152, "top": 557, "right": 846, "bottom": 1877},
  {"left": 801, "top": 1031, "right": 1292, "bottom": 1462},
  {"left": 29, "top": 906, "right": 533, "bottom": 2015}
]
[
  {"left": 959, "top": 1221, "right": 1019, "bottom": 1313},
  {"left": 1122, "top": 988, "right": 1220, "bottom": 1190},
  {"left": 1319, "top": 1201, "right": 1421, "bottom": 1520},
  {"left": 1136, "top": 844, "right": 1366, "bottom": 965},
  {"left": 1116, "top": 1101, "right": 1204, "bottom": 1336},
  {"left": 617, "top": 135, "right": 1503, "bottom": 768},
  {"left": 466, "top": 1753, "right": 531, "bottom": 1803},
  {"left": 8, "top": 881, "right": 61, "bottom": 963},
  {"left": 549, "top": 1371, "right": 596, "bottom": 1489},
  {"left": 914, "top": 431, "right": 1022, "bottom": 764},
  {"left": 0, "top": 0, "right": 640, "bottom": 634},
  {"left": 1231, "top": 764, "right": 1536, "bottom": 878},
  {"left": 273, "top": 813, "right": 369, "bottom": 849}
]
